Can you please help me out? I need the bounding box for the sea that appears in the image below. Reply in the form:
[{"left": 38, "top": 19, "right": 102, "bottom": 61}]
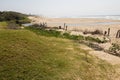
[
  {"left": 23, "top": 15, "right": 120, "bottom": 27},
  {"left": 77, "top": 15, "right": 120, "bottom": 20},
  {"left": 47, "top": 15, "right": 120, "bottom": 27}
]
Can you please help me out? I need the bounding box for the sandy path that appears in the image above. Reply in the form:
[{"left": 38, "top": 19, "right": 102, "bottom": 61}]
[
  {"left": 81, "top": 45, "right": 120, "bottom": 65},
  {"left": 89, "top": 51, "right": 120, "bottom": 65}
]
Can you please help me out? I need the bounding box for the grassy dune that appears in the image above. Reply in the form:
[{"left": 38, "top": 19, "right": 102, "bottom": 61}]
[{"left": 0, "top": 29, "right": 118, "bottom": 80}]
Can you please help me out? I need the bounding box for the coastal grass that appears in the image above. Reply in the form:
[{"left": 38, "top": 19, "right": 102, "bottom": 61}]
[
  {"left": 0, "top": 29, "right": 118, "bottom": 80},
  {"left": 26, "top": 27, "right": 105, "bottom": 43}
]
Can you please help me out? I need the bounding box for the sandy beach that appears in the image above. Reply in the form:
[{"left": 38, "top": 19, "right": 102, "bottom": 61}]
[{"left": 29, "top": 16, "right": 120, "bottom": 43}]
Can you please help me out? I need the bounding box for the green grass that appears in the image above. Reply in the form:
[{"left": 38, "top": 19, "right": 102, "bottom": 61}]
[
  {"left": 0, "top": 29, "right": 118, "bottom": 80},
  {"left": 26, "top": 27, "right": 85, "bottom": 41},
  {"left": 85, "top": 36, "right": 104, "bottom": 43},
  {"left": 0, "top": 22, "right": 8, "bottom": 29},
  {"left": 26, "top": 27, "right": 105, "bottom": 43}
]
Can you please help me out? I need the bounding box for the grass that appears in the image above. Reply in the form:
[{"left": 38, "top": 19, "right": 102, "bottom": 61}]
[
  {"left": 26, "top": 27, "right": 105, "bottom": 43},
  {"left": 0, "top": 22, "right": 8, "bottom": 29},
  {"left": 27, "top": 27, "right": 61, "bottom": 37},
  {"left": 85, "top": 36, "right": 105, "bottom": 43},
  {"left": 0, "top": 29, "right": 118, "bottom": 80}
]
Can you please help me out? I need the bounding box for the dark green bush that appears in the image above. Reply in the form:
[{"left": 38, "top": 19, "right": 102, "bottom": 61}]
[{"left": 0, "top": 11, "right": 30, "bottom": 25}]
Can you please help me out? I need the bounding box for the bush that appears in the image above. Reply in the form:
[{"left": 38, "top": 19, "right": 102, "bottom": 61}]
[
  {"left": 83, "top": 30, "right": 90, "bottom": 34},
  {"left": 83, "top": 29, "right": 103, "bottom": 35},
  {"left": 85, "top": 36, "right": 103, "bottom": 43},
  {"left": 109, "top": 43, "right": 120, "bottom": 56},
  {"left": 7, "top": 21, "right": 20, "bottom": 29},
  {"left": 0, "top": 11, "right": 30, "bottom": 25},
  {"left": 91, "top": 29, "right": 103, "bottom": 35}
]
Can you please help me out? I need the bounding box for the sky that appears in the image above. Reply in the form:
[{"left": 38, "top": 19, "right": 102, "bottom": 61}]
[{"left": 0, "top": 0, "right": 120, "bottom": 17}]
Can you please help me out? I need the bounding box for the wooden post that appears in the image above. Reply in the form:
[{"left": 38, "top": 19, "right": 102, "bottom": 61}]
[
  {"left": 66, "top": 26, "right": 68, "bottom": 31},
  {"left": 104, "top": 31, "right": 107, "bottom": 36},
  {"left": 64, "top": 23, "right": 66, "bottom": 30},
  {"left": 108, "top": 28, "right": 110, "bottom": 36},
  {"left": 116, "top": 30, "right": 120, "bottom": 38}
]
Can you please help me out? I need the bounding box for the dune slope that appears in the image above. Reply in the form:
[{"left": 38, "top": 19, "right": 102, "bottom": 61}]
[{"left": 0, "top": 29, "right": 119, "bottom": 80}]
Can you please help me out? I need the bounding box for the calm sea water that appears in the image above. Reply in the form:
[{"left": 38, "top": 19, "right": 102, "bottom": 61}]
[
  {"left": 23, "top": 15, "right": 120, "bottom": 27},
  {"left": 63, "top": 15, "right": 120, "bottom": 20},
  {"left": 47, "top": 15, "right": 120, "bottom": 27}
]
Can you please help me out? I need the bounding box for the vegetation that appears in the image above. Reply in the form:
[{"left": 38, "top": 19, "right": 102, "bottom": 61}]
[
  {"left": 26, "top": 27, "right": 105, "bottom": 43},
  {"left": 85, "top": 36, "right": 104, "bottom": 43},
  {"left": 83, "top": 29, "right": 103, "bottom": 35},
  {"left": 0, "top": 11, "right": 30, "bottom": 29},
  {"left": 0, "top": 29, "right": 118, "bottom": 80},
  {"left": 26, "top": 27, "right": 61, "bottom": 37},
  {"left": 109, "top": 43, "right": 120, "bottom": 56},
  {"left": 0, "top": 11, "right": 30, "bottom": 24},
  {"left": 0, "top": 12, "right": 119, "bottom": 79}
]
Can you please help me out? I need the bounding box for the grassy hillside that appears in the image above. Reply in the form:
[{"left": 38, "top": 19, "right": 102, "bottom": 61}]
[{"left": 0, "top": 29, "right": 118, "bottom": 80}]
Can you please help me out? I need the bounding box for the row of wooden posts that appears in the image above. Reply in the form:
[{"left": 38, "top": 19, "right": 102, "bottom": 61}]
[
  {"left": 62, "top": 25, "right": 120, "bottom": 39},
  {"left": 104, "top": 28, "right": 120, "bottom": 38},
  {"left": 40, "top": 22, "right": 120, "bottom": 38},
  {"left": 104, "top": 28, "right": 110, "bottom": 36}
]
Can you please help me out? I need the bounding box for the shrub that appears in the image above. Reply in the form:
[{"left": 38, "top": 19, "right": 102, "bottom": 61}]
[
  {"left": 85, "top": 36, "right": 103, "bottom": 43},
  {"left": 7, "top": 21, "right": 20, "bottom": 29},
  {"left": 83, "top": 30, "right": 90, "bottom": 34},
  {"left": 0, "top": 11, "right": 31, "bottom": 25},
  {"left": 83, "top": 29, "right": 103, "bottom": 35},
  {"left": 91, "top": 29, "right": 103, "bottom": 35},
  {"left": 109, "top": 43, "right": 120, "bottom": 56}
]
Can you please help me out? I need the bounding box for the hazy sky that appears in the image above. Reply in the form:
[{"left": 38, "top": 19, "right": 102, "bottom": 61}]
[{"left": 0, "top": 0, "right": 120, "bottom": 17}]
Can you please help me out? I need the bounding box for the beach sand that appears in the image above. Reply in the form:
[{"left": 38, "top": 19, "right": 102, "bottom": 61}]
[
  {"left": 29, "top": 16, "right": 120, "bottom": 43},
  {"left": 29, "top": 16, "right": 120, "bottom": 66}
]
